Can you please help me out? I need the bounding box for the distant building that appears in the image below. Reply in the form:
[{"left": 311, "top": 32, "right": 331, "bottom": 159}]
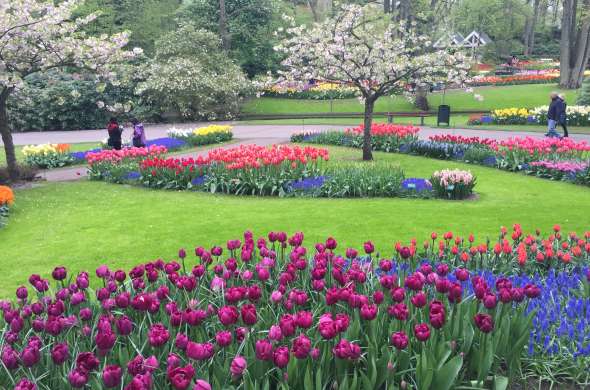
[
  {"left": 433, "top": 33, "right": 465, "bottom": 49},
  {"left": 462, "top": 31, "right": 493, "bottom": 49}
]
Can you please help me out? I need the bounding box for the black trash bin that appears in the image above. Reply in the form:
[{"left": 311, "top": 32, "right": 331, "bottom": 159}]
[{"left": 437, "top": 105, "right": 451, "bottom": 127}]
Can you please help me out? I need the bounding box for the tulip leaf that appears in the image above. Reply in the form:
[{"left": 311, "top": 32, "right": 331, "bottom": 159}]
[
  {"left": 315, "top": 367, "right": 323, "bottom": 390},
  {"left": 436, "top": 345, "right": 452, "bottom": 370},
  {"left": 431, "top": 355, "right": 463, "bottom": 390},
  {"left": 477, "top": 336, "right": 494, "bottom": 384},
  {"left": 287, "top": 357, "right": 297, "bottom": 387},
  {"left": 361, "top": 372, "right": 373, "bottom": 390},
  {"left": 304, "top": 366, "right": 313, "bottom": 390},
  {"left": 494, "top": 375, "right": 508, "bottom": 390},
  {"left": 370, "top": 355, "right": 378, "bottom": 386},
  {"left": 351, "top": 370, "right": 358, "bottom": 390},
  {"left": 462, "top": 318, "right": 475, "bottom": 354},
  {"left": 416, "top": 351, "right": 433, "bottom": 390},
  {"left": 341, "top": 372, "right": 349, "bottom": 390}
]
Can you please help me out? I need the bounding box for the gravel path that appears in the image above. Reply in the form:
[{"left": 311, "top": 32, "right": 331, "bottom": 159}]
[{"left": 6, "top": 122, "right": 587, "bottom": 182}]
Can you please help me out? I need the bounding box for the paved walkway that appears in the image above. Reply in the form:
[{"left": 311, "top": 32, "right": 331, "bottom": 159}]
[
  {"left": 7, "top": 122, "right": 589, "bottom": 182},
  {"left": 5, "top": 122, "right": 590, "bottom": 146}
]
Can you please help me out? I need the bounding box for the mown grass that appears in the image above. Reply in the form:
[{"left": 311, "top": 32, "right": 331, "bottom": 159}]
[
  {"left": 1, "top": 146, "right": 589, "bottom": 296},
  {"left": 241, "top": 83, "right": 587, "bottom": 134},
  {"left": 242, "top": 84, "right": 579, "bottom": 115}
]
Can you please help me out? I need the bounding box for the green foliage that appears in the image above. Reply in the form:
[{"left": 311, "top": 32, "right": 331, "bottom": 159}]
[
  {"left": 74, "top": 0, "right": 181, "bottom": 55},
  {"left": 577, "top": 77, "right": 590, "bottom": 106},
  {"left": 291, "top": 163, "right": 408, "bottom": 198},
  {"left": 7, "top": 70, "right": 158, "bottom": 132},
  {"left": 24, "top": 153, "right": 75, "bottom": 170},
  {"left": 176, "top": 0, "right": 284, "bottom": 76},
  {"left": 136, "top": 25, "right": 249, "bottom": 120},
  {"left": 452, "top": 0, "right": 528, "bottom": 58}
]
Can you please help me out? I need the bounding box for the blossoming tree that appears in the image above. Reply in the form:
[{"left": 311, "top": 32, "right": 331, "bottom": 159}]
[
  {"left": 275, "top": 4, "right": 469, "bottom": 160},
  {"left": 0, "top": 0, "right": 139, "bottom": 179}
]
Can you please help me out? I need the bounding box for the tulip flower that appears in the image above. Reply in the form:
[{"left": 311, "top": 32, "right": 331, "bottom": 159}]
[
  {"left": 414, "top": 323, "right": 431, "bottom": 342},
  {"left": 273, "top": 346, "right": 290, "bottom": 368},
  {"left": 13, "top": 378, "right": 37, "bottom": 390},
  {"left": 148, "top": 323, "right": 170, "bottom": 347},
  {"left": 215, "top": 330, "right": 233, "bottom": 347},
  {"left": 474, "top": 313, "right": 494, "bottom": 333},
  {"left": 194, "top": 380, "right": 212, "bottom": 390},
  {"left": 167, "top": 364, "right": 195, "bottom": 390},
  {"left": 391, "top": 331, "right": 409, "bottom": 350},
  {"left": 230, "top": 355, "right": 247, "bottom": 376},
  {"left": 292, "top": 334, "right": 312, "bottom": 359},
  {"left": 51, "top": 343, "right": 69, "bottom": 365},
  {"left": 68, "top": 369, "right": 89, "bottom": 388},
  {"left": 103, "top": 365, "right": 123, "bottom": 388}
]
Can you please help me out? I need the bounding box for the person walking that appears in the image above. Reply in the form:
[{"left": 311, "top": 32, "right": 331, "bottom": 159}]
[
  {"left": 545, "top": 92, "right": 563, "bottom": 138},
  {"left": 558, "top": 94, "right": 569, "bottom": 137},
  {"left": 106, "top": 117, "right": 123, "bottom": 150},
  {"left": 131, "top": 118, "right": 146, "bottom": 148}
]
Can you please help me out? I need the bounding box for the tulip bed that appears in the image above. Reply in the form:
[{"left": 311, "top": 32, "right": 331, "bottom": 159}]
[
  {"left": 469, "top": 73, "right": 559, "bottom": 87},
  {"left": 86, "top": 146, "right": 169, "bottom": 183},
  {"left": 295, "top": 130, "right": 590, "bottom": 187},
  {"left": 431, "top": 169, "right": 476, "bottom": 200},
  {"left": 291, "top": 124, "right": 420, "bottom": 153},
  {"left": 3, "top": 225, "right": 590, "bottom": 390},
  {"left": 467, "top": 106, "right": 590, "bottom": 127},
  {"left": 167, "top": 125, "right": 234, "bottom": 147},
  {"left": 22, "top": 143, "right": 76, "bottom": 169},
  {"left": 263, "top": 81, "right": 358, "bottom": 100},
  {"left": 0, "top": 185, "right": 14, "bottom": 228},
  {"left": 87, "top": 144, "right": 442, "bottom": 198}
]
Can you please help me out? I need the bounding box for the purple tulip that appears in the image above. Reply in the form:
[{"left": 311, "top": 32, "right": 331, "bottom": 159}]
[
  {"left": 116, "top": 315, "right": 134, "bottom": 335},
  {"left": 51, "top": 343, "right": 69, "bottom": 365},
  {"left": 21, "top": 346, "right": 40, "bottom": 367},
  {"left": 52, "top": 266, "right": 67, "bottom": 281},
  {"left": 102, "top": 365, "right": 123, "bottom": 388},
  {"left": 1, "top": 345, "right": 19, "bottom": 369},
  {"left": 193, "top": 379, "right": 212, "bottom": 390},
  {"left": 16, "top": 286, "right": 28, "bottom": 300},
  {"left": 68, "top": 369, "right": 89, "bottom": 388},
  {"left": 13, "top": 378, "right": 37, "bottom": 390}
]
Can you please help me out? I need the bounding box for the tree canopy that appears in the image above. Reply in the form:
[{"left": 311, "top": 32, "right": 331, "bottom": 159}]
[{"left": 135, "top": 25, "right": 249, "bottom": 120}]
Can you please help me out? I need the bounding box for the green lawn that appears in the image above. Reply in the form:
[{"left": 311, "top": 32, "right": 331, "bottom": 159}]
[
  {"left": 1, "top": 146, "right": 589, "bottom": 296},
  {"left": 0, "top": 142, "right": 100, "bottom": 166},
  {"left": 242, "top": 84, "right": 579, "bottom": 114},
  {"left": 241, "top": 83, "right": 587, "bottom": 134}
]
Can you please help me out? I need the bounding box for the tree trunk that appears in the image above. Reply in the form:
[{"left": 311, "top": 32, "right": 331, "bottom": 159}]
[
  {"left": 415, "top": 86, "right": 429, "bottom": 111},
  {"left": 524, "top": 0, "right": 541, "bottom": 55},
  {"left": 384, "top": 0, "right": 391, "bottom": 14},
  {"left": 309, "top": 0, "right": 331, "bottom": 21},
  {"left": 398, "top": 0, "right": 412, "bottom": 24},
  {"left": 219, "top": 0, "right": 231, "bottom": 51},
  {"left": 560, "top": 0, "right": 590, "bottom": 89},
  {"left": 0, "top": 87, "right": 18, "bottom": 181},
  {"left": 362, "top": 98, "right": 375, "bottom": 161}
]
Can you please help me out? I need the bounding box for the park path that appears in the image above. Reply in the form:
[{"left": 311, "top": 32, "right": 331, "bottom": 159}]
[{"left": 5, "top": 122, "right": 589, "bottom": 182}]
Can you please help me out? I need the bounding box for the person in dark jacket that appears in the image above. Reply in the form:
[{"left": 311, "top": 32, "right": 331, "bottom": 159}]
[
  {"left": 558, "top": 94, "right": 568, "bottom": 137},
  {"left": 107, "top": 117, "right": 123, "bottom": 150},
  {"left": 545, "top": 92, "right": 564, "bottom": 138},
  {"left": 131, "top": 118, "right": 146, "bottom": 147}
]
